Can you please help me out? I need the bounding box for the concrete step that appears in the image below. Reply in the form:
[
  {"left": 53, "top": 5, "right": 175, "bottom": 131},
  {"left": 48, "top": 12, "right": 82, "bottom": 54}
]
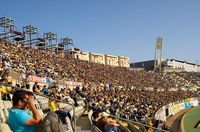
[
  {"left": 76, "top": 126, "right": 90, "bottom": 132},
  {"left": 76, "top": 115, "right": 91, "bottom": 130}
]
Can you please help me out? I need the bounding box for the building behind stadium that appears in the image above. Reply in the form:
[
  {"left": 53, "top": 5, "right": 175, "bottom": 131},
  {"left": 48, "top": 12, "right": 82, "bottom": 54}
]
[{"left": 131, "top": 59, "right": 200, "bottom": 72}]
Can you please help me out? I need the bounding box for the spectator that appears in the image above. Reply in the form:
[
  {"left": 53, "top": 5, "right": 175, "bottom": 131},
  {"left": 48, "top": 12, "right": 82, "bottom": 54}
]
[
  {"left": 7, "top": 89, "right": 67, "bottom": 132},
  {"left": 92, "top": 111, "right": 121, "bottom": 132},
  {"left": 7, "top": 89, "right": 42, "bottom": 132},
  {"left": 41, "top": 85, "right": 49, "bottom": 95},
  {"left": 0, "top": 78, "right": 13, "bottom": 100},
  {"left": 48, "top": 92, "right": 73, "bottom": 131}
]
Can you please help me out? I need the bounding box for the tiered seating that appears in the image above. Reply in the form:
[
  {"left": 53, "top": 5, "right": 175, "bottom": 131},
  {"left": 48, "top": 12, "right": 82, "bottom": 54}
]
[
  {"left": 0, "top": 94, "right": 86, "bottom": 132},
  {"left": 34, "top": 99, "right": 45, "bottom": 118},
  {"left": 165, "top": 72, "right": 192, "bottom": 88},
  {"left": 70, "top": 105, "right": 85, "bottom": 119},
  {"left": 35, "top": 95, "right": 50, "bottom": 113},
  {"left": 175, "top": 72, "right": 200, "bottom": 87}
]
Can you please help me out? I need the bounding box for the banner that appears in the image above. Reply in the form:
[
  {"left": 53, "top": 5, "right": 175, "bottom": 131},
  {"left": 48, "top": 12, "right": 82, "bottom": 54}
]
[
  {"left": 28, "top": 75, "right": 47, "bottom": 83},
  {"left": 65, "top": 81, "right": 82, "bottom": 86},
  {"left": 184, "top": 102, "right": 191, "bottom": 108}
]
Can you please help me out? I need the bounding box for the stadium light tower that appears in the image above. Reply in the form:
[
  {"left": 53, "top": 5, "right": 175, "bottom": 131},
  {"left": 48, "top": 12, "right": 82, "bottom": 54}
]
[
  {"left": 0, "top": 16, "right": 25, "bottom": 42},
  {"left": 0, "top": 16, "right": 15, "bottom": 40},
  {"left": 23, "top": 25, "right": 39, "bottom": 46},
  {"left": 154, "top": 37, "right": 163, "bottom": 73},
  {"left": 60, "top": 37, "right": 73, "bottom": 51},
  {"left": 44, "top": 32, "right": 58, "bottom": 51}
]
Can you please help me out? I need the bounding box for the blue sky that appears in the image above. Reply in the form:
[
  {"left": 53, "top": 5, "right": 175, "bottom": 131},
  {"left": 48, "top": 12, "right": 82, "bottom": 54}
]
[{"left": 1, "top": 0, "right": 200, "bottom": 63}]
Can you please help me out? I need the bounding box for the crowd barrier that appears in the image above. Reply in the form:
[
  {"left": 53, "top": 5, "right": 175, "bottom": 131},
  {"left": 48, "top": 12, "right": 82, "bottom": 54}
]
[{"left": 154, "top": 98, "right": 199, "bottom": 121}]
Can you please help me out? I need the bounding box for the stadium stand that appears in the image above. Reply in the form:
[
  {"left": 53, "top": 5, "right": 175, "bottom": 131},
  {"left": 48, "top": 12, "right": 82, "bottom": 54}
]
[{"left": 1, "top": 39, "right": 200, "bottom": 131}]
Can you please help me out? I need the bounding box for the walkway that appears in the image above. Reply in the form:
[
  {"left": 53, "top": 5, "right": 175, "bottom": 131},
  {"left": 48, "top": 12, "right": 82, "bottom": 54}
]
[{"left": 166, "top": 108, "right": 191, "bottom": 132}]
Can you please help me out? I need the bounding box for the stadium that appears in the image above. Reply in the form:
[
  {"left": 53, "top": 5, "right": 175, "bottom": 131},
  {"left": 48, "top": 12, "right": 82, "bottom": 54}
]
[
  {"left": 0, "top": 16, "right": 200, "bottom": 132},
  {"left": 1, "top": 2, "right": 200, "bottom": 132}
]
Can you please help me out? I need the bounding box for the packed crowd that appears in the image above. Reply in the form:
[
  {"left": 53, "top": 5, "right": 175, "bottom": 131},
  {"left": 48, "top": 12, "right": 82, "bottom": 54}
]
[
  {"left": 0, "top": 77, "right": 85, "bottom": 132},
  {"left": 1, "top": 40, "right": 200, "bottom": 132},
  {"left": 0, "top": 40, "right": 177, "bottom": 89},
  {"left": 176, "top": 72, "right": 200, "bottom": 87},
  {"left": 83, "top": 83, "right": 199, "bottom": 130}
]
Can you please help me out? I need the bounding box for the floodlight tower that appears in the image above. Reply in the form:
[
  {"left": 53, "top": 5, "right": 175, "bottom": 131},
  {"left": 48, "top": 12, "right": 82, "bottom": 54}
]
[
  {"left": 44, "top": 32, "right": 57, "bottom": 46},
  {"left": 23, "top": 25, "right": 38, "bottom": 46},
  {"left": 0, "top": 16, "right": 15, "bottom": 40},
  {"left": 154, "top": 37, "right": 163, "bottom": 73},
  {"left": 44, "top": 32, "right": 58, "bottom": 51},
  {"left": 60, "top": 37, "right": 73, "bottom": 51}
]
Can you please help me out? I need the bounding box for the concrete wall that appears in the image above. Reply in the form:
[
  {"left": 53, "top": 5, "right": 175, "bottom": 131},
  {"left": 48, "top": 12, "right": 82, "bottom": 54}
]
[{"left": 73, "top": 49, "right": 130, "bottom": 67}]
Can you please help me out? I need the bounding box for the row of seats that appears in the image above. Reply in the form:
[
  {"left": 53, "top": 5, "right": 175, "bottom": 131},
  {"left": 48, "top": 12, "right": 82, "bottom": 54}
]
[
  {"left": 87, "top": 109, "right": 147, "bottom": 132},
  {"left": 35, "top": 95, "right": 50, "bottom": 112},
  {"left": 34, "top": 95, "right": 85, "bottom": 119},
  {"left": 0, "top": 99, "right": 44, "bottom": 132},
  {"left": 0, "top": 92, "right": 86, "bottom": 132}
]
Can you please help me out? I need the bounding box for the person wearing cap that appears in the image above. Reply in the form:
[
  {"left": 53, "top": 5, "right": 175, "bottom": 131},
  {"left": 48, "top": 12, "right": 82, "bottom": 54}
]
[{"left": 7, "top": 90, "right": 42, "bottom": 132}]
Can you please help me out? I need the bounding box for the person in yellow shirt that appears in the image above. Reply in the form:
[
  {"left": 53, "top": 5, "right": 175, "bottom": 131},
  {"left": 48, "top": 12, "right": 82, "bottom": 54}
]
[
  {"left": 32, "top": 82, "right": 41, "bottom": 93},
  {"left": 0, "top": 83, "right": 7, "bottom": 94},
  {"left": 48, "top": 93, "right": 71, "bottom": 119},
  {"left": 147, "top": 118, "right": 154, "bottom": 132},
  {"left": 0, "top": 78, "right": 13, "bottom": 100},
  {"left": 48, "top": 92, "right": 73, "bottom": 131},
  {"left": 48, "top": 93, "right": 58, "bottom": 112}
]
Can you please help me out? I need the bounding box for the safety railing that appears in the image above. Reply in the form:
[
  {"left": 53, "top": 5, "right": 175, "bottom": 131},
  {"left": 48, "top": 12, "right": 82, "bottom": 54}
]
[
  {"left": 108, "top": 114, "right": 170, "bottom": 132},
  {"left": 32, "top": 91, "right": 77, "bottom": 132}
]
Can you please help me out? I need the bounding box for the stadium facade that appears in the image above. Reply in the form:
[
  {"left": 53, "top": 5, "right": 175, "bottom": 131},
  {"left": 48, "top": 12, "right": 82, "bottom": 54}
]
[
  {"left": 70, "top": 48, "right": 130, "bottom": 67},
  {"left": 131, "top": 59, "right": 200, "bottom": 72}
]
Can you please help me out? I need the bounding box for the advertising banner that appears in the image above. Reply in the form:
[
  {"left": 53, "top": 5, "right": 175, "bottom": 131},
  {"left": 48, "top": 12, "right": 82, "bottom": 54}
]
[
  {"left": 192, "top": 99, "right": 198, "bottom": 106},
  {"left": 184, "top": 102, "right": 191, "bottom": 108},
  {"left": 28, "top": 75, "right": 47, "bottom": 83},
  {"left": 155, "top": 99, "right": 198, "bottom": 122}
]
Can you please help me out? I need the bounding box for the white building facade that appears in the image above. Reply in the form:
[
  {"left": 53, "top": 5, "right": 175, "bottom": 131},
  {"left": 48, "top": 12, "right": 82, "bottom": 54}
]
[
  {"left": 71, "top": 49, "right": 130, "bottom": 67},
  {"left": 164, "top": 59, "right": 200, "bottom": 72}
]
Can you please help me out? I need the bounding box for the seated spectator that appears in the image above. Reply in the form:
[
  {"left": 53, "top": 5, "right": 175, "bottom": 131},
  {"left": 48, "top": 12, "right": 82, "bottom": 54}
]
[
  {"left": 7, "top": 89, "right": 42, "bottom": 132},
  {"left": 7, "top": 89, "right": 66, "bottom": 132},
  {"left": 48, "top": 93, "right": 73, "bottom": 131},
  {"left": 32, "top": 82, "right": 41, "bottom": 93},
  {"left": 41, "top": 85, "right": 49, "bottom": 95},
  {"left": 92, "top": 111, "right": 121, "bottom": 132},
  {"left": 0, "top": 78, "right": 13, "bottom": 100}
]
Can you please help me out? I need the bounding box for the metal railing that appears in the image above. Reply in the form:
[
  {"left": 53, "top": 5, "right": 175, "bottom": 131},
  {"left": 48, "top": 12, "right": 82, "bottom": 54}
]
[
  {"left": 108, "top": 114, "right": 170, "bottom": 132},
  {"left": 32, "top": 91, "right": 76, "bottom": 131}
]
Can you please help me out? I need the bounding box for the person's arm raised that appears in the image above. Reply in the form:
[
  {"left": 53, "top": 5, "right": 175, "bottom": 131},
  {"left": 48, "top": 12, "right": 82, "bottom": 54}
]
[{"left": 25, "top": 96, "right": 42, "bottom": 125}]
